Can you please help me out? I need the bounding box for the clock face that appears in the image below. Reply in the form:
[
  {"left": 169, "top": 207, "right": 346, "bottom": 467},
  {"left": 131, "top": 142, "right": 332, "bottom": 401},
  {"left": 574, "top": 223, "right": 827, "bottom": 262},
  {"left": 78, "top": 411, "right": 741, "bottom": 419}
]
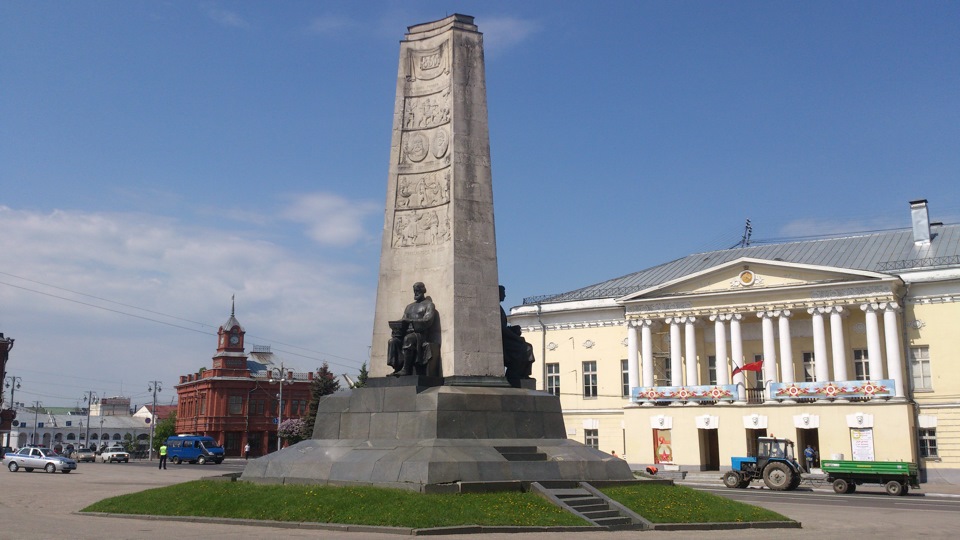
[{"left": 229, "top": 334, "right": 240, "bottom": 345}]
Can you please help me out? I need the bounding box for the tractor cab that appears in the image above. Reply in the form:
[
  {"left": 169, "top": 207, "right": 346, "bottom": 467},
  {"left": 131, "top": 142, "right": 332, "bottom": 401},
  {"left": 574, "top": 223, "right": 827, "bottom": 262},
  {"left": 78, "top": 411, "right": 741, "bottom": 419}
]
[{"left": 756, "top": 437, "right": 796, "bottom": 468}]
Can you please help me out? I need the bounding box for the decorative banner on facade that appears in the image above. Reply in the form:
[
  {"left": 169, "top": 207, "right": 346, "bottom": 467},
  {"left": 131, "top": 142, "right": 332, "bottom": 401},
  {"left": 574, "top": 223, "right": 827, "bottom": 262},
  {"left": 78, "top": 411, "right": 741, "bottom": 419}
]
[
  {"left": 768, "top": 379, "right": 895, "bottom": 401},
  {"left": 632, "top": 384, "right": 737, "bottom": 404},
  {"left": 654, "top": 428, "right": 673, "bottom": 464}
]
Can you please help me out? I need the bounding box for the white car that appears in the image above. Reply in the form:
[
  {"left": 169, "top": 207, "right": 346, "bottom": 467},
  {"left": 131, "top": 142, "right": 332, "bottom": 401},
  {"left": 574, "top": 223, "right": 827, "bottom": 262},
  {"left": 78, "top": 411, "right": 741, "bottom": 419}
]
[
  {"left": 3, "top": 447, "right": 77, "bottom": 473},
  {"left": 99, "top": 446, "right": 130, "bottom": 463}
]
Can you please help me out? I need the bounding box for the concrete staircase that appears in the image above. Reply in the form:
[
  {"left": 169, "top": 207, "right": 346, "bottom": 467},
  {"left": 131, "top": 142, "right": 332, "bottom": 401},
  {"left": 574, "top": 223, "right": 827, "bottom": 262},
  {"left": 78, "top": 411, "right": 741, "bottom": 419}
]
[
  {"left": 532, "top": 482, "right": 649, "bottom": 530},
  {"left": 494, "top": 445, "right": 548, "bottom": 462}
]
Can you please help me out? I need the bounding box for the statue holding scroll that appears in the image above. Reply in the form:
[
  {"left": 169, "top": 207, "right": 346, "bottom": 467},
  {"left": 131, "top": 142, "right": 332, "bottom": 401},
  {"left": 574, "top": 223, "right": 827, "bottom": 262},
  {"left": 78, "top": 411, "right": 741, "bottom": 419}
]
[{"left": 388, "top": 282, "right": 440, "bottom": 376}]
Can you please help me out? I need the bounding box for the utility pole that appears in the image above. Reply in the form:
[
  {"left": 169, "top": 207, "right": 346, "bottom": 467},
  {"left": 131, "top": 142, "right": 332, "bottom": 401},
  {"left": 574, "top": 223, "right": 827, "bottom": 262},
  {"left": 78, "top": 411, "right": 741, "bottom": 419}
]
[
  {"left": 83, "top": 391, "right": 98, "bottom": 450},
  {"left": 31, "top": 401, "right": 42, "bottom": 445},
  {"left": 148, "top": 381, "right": 162, "bottom": 460},
  {"left": 3, "top": 376, "right": 21, "bottom": 449}
]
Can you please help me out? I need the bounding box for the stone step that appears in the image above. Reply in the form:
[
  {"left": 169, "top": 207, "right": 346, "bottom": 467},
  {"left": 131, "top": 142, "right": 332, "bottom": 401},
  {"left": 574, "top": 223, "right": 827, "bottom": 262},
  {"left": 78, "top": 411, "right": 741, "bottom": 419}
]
[
  {"left": 551, "top": 488, "right": 593, "bottom": 498},
  {"left": 582, "top": 509, "right": 621, "bottom": 519},
  {"left": 501, "top": 452, "right": 547, "bottom": 462},
  {"left": 494, "top": 445, "right": 538, "bottom": 454},
  {"left": 567, "top": 503, "right": 608, "bottom": 513},
  {"left": 593, "top": 516, "right": 634, "bottom": 527}
]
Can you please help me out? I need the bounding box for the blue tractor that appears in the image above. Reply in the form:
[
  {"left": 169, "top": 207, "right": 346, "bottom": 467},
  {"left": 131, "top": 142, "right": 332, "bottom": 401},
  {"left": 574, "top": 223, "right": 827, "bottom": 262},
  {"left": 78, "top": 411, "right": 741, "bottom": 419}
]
[{"left": 722, "top": 436, "right": 803, "bottom": 491}]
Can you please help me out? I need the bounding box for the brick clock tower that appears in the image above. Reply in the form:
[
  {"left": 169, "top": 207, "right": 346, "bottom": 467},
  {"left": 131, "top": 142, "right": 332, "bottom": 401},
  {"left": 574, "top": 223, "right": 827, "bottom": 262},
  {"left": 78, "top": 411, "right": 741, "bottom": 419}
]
[
  {"left": 213, "top": 297, "right": 247, "bottom": 372},
  {"left": 175, "top": 298, "right": 314, "bottom": 456}
]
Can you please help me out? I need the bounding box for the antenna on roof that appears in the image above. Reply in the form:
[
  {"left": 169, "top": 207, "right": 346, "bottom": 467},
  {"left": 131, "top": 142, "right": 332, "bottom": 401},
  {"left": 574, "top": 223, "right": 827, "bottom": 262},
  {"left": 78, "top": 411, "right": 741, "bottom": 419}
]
[{"left": 731, "top": 219, "right": 753, "bottom": 249}]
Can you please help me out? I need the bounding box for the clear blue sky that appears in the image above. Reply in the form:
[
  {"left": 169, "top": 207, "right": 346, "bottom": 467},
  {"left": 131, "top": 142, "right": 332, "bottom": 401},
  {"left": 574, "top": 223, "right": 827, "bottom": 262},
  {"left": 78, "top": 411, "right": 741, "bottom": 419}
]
[{"left": 2, "top": 1, "right": 958, "bottom": 407}]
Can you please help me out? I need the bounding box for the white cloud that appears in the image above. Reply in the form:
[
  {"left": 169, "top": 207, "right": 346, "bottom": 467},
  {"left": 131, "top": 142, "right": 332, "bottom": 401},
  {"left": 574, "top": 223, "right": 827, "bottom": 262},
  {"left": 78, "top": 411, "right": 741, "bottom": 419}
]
[
  {"left": 0, "top": 205, "right": 375, "bottom": 407},
  {"left": 477, "top": 16, "right": 540, "bottom": 55},
  {"left": 281, "top": 192, "right": 380, "bottom": 247},
  {"left": 207, "top": 7, "right": 249, "bottom": 29}
]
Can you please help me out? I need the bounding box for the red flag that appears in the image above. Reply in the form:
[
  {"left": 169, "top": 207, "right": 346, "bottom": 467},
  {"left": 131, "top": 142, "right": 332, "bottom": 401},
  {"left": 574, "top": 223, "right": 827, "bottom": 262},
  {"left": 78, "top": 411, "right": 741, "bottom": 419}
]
[{"left": 732, "top": 360, "right": 763, "bottom": 377}]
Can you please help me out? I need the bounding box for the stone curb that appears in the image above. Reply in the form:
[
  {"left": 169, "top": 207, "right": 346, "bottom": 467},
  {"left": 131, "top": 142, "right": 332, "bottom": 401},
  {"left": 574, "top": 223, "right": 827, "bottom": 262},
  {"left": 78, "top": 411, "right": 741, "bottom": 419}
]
[{"left": 78, "top": 512, "right": 800, "bottom": 534}]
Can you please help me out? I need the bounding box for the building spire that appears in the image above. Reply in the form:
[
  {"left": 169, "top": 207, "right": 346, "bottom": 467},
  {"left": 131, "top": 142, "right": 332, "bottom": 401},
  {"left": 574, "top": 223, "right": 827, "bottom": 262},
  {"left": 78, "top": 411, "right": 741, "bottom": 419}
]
[{"left": 231, "top": 294, "right": 235, "bottom": 317}]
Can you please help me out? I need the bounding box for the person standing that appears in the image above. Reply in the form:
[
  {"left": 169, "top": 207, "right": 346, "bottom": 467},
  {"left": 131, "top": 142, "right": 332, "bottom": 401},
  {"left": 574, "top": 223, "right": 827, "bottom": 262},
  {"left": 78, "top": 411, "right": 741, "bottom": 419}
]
[
  {"left": 158, "top": 443, "right": 168, "bottom": 470},
  {"left": 804, "top": 445, "right": 816, "bottom": 472},
  {"left": 244, "top": 443, "right": 250, "bottom": 460}
]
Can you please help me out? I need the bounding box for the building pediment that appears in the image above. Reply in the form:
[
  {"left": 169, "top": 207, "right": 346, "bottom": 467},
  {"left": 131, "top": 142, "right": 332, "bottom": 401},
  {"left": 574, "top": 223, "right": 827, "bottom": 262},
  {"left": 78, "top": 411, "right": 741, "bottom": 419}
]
[{"left": 617, "top": 257, "right": 892, "bottom": 303}]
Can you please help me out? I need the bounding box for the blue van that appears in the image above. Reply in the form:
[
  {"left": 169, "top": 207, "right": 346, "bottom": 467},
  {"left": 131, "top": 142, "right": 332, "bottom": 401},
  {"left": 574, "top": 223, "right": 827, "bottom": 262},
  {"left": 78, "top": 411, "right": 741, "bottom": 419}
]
[{"left": 165, "top": 435, "right": 225, "bottom": 464}]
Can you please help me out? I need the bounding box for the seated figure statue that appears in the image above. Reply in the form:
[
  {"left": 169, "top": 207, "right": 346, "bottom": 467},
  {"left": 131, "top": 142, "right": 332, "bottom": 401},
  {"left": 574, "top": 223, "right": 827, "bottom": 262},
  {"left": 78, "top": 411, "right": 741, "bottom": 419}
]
[
  {"left": 500, "top": 285, "right": 535, "bottom": 379},
  {"left": 387, "top": 282, "right": 440, "bottom": 377}
]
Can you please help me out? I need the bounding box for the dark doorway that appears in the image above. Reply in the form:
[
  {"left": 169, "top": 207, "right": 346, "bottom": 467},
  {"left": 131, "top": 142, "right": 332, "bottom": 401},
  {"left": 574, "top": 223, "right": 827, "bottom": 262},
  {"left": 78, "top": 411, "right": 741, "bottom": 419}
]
[
  {"left": 746, "top": 428, "right": 767, "bottom": 457},
  {"left": 698, "top": 429, "right": 720, "bottom": 470},
  {"left": 795, "top": 428, "right": 820, "bottom": 471}
]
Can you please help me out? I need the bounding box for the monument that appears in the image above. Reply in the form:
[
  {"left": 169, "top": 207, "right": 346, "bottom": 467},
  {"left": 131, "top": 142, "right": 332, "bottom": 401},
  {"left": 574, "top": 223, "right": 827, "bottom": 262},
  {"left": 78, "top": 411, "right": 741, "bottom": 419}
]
[{"left": 241, "top": 14, "right": 633, "bottom": 491}]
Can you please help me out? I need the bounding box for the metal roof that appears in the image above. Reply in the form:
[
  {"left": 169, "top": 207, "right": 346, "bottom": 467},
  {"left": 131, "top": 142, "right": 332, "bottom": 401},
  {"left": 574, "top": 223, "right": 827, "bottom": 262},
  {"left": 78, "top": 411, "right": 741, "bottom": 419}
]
[{"left": 523, "top": 223, "right": 960, "bottom": 305}]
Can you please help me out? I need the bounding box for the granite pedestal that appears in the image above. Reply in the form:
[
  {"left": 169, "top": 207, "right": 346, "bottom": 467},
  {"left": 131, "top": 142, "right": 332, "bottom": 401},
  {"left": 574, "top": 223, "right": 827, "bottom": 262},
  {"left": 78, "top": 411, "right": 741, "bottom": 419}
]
[{"left": 240, "top": 377, "right": 634, "bottom": 491}]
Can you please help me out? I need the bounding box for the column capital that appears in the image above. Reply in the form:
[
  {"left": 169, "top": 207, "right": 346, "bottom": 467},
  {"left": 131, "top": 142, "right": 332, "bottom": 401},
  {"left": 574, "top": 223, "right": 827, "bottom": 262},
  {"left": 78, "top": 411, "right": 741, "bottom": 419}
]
[
  {"left": 772, "top": 309, "right": 792, "bottom": 318},
  {"left": 682, "top": 316, "right": 697, "bottom": 325},
  {"left": 639, "top": 318, "right": 655, "bottom": 328},
  {"left": 730, "top": 313, "right": 743, "bottom": 321},
  {"left": 757, "top": 311, "right": 776, "bottom": 319},
  {"left": 879, "top": 301, "right": 900, "bottom": 312},
  {"left": 860, "top": 302, "right": 880, "bottom": 313},
  {"left": 807, "top": 306, "right": 829, "bottom": 316},
  {"left": 826, "top": 305, "right": 845, "bottom": 315}
]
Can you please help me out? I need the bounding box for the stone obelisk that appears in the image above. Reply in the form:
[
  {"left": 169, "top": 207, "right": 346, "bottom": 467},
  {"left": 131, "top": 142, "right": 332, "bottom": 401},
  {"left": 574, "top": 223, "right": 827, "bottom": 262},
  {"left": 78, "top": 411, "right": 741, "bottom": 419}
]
[
  {"left": 370, "top": 15, "right": 502, "bottom": 379},
  {"left": 241, "top": 15, "right": 634, "bottom": 491}
]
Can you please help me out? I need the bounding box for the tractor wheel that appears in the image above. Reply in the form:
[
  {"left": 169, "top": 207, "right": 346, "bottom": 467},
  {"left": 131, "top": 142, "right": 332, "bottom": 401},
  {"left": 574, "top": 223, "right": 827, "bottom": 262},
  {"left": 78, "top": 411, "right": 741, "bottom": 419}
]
[
  {"left": 788, "top": 471, "right": 803, "bottom": 490},
  {"left": 762, "top": 462, "right": 793, "bottom": 491},
  {"left": 723, "top": 471, "right": 742, "bottom": 489},
  {"left": 833, "top": 478, "right": 850, "bottom": 494},
  {"left": 884, "top": 480, "right": 904, "bottom": 496},
  {"left": 737, "top": 476, "right": 752, "bottom": 489}
]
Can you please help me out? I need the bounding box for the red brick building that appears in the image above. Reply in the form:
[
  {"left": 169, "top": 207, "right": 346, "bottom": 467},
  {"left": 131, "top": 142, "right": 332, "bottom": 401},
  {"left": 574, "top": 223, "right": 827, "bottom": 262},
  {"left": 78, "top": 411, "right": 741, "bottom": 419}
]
[{"left": 175, "top": 304, "right": 314, "bottom": 457}]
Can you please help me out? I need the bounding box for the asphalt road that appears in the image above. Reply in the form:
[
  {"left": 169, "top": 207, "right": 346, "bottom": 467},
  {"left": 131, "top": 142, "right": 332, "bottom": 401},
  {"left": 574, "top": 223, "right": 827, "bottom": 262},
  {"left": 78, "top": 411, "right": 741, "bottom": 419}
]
[{"left": 0, "top": 459, "right": 957, "bottom": 539}]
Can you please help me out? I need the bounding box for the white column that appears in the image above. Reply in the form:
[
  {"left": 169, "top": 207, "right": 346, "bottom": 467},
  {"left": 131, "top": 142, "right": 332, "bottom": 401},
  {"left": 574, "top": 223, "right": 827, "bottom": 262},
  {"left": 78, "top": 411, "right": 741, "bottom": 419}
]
[
  {"left": 882, "top": 302, "right": 905, "bottom": 398},
  {"left": 730, "top": 314, "right": 745, "bottom": 401},
  {"left": 684, "top": 317, "right": 698, "bottom": 386},
  {"left": 808, "top": 307, "right": 830, "bottom": 382},
  {"left": 861, "top": 303, "right": 885, "bottom": 381},
  {"left": 710, "top": 314, "right": 730, "bottom": 385},
  {"left": 777, "top": 310, "right": 795, "bottom": 384},
  {"left": 758, "top": 311, "right": 778, "bottom": 386},
  {"left": 829, "top": 306, "right": 848, "bottom": 381},
  {"left": 667, "top": 318, "right": 683, "bottom": 386},
  {"left": 627, "top": 321, "right": 640, "bottom": 392},
  {"left": 641, "top": 320, "right": 655, "bottom": 387}
]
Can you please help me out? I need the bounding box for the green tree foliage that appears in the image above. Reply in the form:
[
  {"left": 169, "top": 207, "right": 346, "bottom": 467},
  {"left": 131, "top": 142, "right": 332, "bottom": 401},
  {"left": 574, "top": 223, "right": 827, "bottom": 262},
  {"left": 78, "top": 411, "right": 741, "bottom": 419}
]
[
  {"left": 304, "top": 362, "right": 341, "bottom": 435},
  {"left": 354, "top": 362, "right": 369, "bottom": 388},
  {"left": 152, "top": 411, "right": 178, "bottom": 453}
]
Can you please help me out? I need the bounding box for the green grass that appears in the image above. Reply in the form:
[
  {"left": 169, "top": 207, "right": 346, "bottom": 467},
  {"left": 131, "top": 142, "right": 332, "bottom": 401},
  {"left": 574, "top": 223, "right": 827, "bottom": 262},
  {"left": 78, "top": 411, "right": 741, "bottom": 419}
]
[
  {"left": 81, "top": 480, "right": 589, "bottom": 528},
  {"left": 82, "top": 479, "right": 791, "bottom": 528},
  {"left": 600, "top": 483, "right": 791, "bottom": 523}
]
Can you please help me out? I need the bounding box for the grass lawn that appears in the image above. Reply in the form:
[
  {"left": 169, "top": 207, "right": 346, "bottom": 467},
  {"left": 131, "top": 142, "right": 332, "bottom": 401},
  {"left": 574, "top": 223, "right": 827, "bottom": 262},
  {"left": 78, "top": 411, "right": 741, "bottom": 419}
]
[
  {"left": 82, "top": 480, "right": 589, "bottom": 528},
  {"left": 82, "top": 479, "right": 791, "bottom": 528},
  {"left": 600, "top": 483, "right": 790, "bottom": 523}
]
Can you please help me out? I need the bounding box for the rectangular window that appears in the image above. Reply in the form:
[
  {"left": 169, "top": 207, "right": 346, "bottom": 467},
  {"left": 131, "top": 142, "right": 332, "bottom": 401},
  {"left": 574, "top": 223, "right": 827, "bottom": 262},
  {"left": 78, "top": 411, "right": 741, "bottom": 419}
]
[
  {"left": 919, "top": 428, "right": 938, "bottom": 458},
  {"left": 911, "top": 347, "right": 933, "bottom": 391},
  {"left": 289, "top": 400, "right": 299, "bottom": 416},
  {"left": 654, "top": 356, "right": 671, "bottom": 386},
  {"left": 584, "top": 429, "right": 599, "bottom": 449},
  {"left": 582, "top": 361, "right": 598, "bottom": 398},
  {"left": 228, "top": 396, "right": 243, "bottom": 415},
  {"left": 621, "top": 359, "right": 630, "bottom": 397},
  {"left": 802, "top": 352, "right": 815, "bottom": 382},
  {"left": 546, "top": 363, "right": 560, "bottom": 396},
  {"left": 252, "top": 399, "right": 264, "bottom": 415},
  {"left": 707, "top": 356, "right": 717, "bottom": 386},
  {"left": 853, "top": 349, "right": 870, "bottom": 380},
  {"left": 199, "top": 395, "right": 207, "bottom": 415}
]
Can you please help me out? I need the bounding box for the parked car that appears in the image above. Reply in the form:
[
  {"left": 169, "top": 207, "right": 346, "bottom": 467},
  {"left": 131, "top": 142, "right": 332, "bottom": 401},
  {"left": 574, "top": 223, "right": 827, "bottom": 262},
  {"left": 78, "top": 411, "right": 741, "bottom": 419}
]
[
  {"left": 73, "top": 448, "right": 96, "bottom": 462},
  {"left": 3, "top": 447, "right": 77, "bottom": 473},
  {"left": 99, "top": 446, "right": 130, "bottom": 463}
]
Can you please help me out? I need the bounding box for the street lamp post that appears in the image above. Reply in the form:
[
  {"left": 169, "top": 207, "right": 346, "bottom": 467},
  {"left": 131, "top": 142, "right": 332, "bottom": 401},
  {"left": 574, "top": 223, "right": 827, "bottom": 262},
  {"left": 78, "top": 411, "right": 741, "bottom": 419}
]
[
  {"left": 0, "top": 333, "right": 14, "bottom": 408},
  {"left": 31, "top": 401, "right": 42, "bottom": 445},
  {"left": 4, "top": 375, "right": 21, "bottom": 448},
  {"left": 269, "top": 364, "right": 291, "bottom": 452},
  {"left": 83, "top": 392, "right": 98, "bottom": 450},
  {"left": 148, "top": 381, "right": 161, "bottom": 460}
]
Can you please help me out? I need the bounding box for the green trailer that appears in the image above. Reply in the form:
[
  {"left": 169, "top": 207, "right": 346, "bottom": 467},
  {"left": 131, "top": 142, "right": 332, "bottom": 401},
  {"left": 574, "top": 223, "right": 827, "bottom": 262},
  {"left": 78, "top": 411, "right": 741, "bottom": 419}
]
[{"left": 821, "top": 459, "right": 919, "bottom": 496}]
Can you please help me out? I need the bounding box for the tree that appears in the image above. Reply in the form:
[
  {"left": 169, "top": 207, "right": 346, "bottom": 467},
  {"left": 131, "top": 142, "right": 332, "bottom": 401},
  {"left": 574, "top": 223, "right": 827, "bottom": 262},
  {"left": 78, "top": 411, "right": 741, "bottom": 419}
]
[
  {"left": 277, "top": 418, "right": 308, "bottom": 445},
  {"left": 304, "top": 362, "right": 341, "bottom": 435},
  {"left": 152, "top": 411, "right": 177, "bottom": 454},
  {"left": 354, "top": 362, "right": 369, "bottom": 388}
]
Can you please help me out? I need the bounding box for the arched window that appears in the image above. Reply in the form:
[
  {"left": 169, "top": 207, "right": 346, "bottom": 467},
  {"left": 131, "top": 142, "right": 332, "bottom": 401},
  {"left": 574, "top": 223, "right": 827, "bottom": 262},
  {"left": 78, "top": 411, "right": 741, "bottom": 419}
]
[
  {"left": 67, "top": 433, "right": 76, "bottom": 440},
  {"left": 54, "top": 433, "right": 63, "bottom": 441},
  {"left": 113, "top": 434, "right": 121, "bottom": 440}
]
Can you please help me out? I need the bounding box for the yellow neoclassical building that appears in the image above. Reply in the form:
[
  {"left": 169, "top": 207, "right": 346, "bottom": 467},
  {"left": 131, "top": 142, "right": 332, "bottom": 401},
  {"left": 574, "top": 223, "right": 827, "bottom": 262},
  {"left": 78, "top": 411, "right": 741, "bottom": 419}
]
[{"left": 510, "top": 200, "right": 959, "bottom": 483}]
